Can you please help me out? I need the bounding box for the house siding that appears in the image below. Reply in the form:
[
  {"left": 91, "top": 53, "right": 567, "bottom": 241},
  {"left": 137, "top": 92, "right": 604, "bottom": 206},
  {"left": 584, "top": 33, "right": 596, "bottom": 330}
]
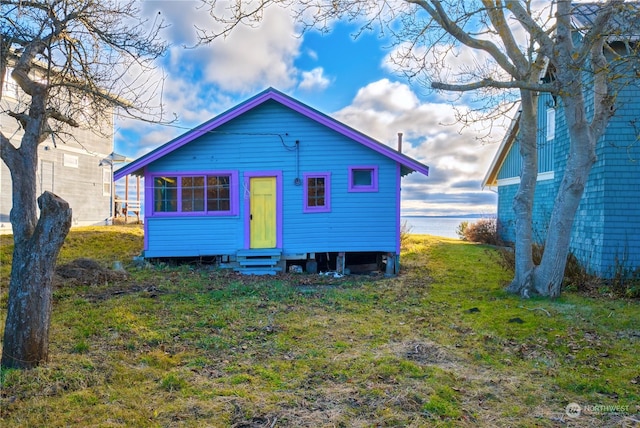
[
  {"left": 497, "top": 92, "right": 556, "bottom": 183},
  {"left": 497, "top": 178, "right": 556, "bottom": 244},
  {"left": 496, "top": 92, "right": 559, "bottom": 243},
  {"left": 1, "top": 105, "right": 112, "bottom": 231},
  {"left": 496, "top": 66, "right": 640, "bottom": 277},
  {"left": 565, "top": 70, "right": 640, "bottom": 276},
  {"left": 143, "top": 100, "right": 400, "bottom": 258}
]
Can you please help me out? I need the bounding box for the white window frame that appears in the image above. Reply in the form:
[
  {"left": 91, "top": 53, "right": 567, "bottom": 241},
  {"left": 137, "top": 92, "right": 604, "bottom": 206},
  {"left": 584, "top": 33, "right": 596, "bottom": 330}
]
[
  {"left": 103, "top": 168, "right": 112, "bottom": 196},
  {"left": 546, "top": 108, "right": 556, "bottom": 141},
  {"left": 63, "top": 153, "right": 79, "bottom": 168}
]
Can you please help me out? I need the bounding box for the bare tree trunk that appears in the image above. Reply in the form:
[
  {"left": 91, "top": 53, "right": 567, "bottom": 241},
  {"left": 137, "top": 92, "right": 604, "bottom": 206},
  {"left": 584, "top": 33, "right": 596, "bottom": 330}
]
[
  {"left": 525, "top": 1, "right": 613, "bottom": 298},
  {"left": 506, "top": 90, "right": 538, "bottom": 297},
  {"left": 2, "top": 0, "right": 168, "bottom": 368},
  {"left": 1, "top": 192, "right": 72, "bottom": 369},
  {"left": 532, "top": 94, "right": 596, "bottom": 297},
  {"left": 0, "top": 83, "right": 72, "bottom": 368}
]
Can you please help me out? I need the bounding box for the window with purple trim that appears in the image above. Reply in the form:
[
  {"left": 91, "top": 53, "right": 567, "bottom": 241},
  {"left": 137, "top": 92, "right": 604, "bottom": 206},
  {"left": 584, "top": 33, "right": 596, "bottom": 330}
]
[
  {"left": 152, "top": 173, "right": 235, "bottom": 215},
  {"left": 207, "top": 175, "right": 231, "bottom": 212},
  {"left": 154, "top": 176, "right": 178, "bottom": 212},
  {"left": 348, "top": 166, "right": 378, "bottom": 192},
  {"left": 304, "top": 173, "right": 331, "bottom": 212},
  {"left": 181, "top": 176, "right": 205, "bottom": 212}
]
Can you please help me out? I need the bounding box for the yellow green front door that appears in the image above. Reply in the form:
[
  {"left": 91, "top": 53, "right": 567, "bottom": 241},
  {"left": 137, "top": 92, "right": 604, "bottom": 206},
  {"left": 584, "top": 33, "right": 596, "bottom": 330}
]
[{"left": 250, "top": 177, "right": 277, "bottom": 248}]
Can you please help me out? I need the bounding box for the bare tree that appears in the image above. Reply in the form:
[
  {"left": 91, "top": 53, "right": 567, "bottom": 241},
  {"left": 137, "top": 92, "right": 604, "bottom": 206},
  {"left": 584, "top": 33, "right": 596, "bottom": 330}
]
[
  {"left": 199, "top": 0, "right": 634, "bottom": 297},
  {"left": 1, "top": 0, "right": 168, "bottom": 369}
]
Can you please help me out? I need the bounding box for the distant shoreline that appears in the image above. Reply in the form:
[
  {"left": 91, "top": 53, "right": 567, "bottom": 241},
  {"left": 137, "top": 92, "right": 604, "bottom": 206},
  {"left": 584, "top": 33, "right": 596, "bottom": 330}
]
[
  {"left": 402, "top": 214, "right": 495, "bottom": 219},
  {"left": 400, "top": 215, "right": 492, "bottom": 238}
]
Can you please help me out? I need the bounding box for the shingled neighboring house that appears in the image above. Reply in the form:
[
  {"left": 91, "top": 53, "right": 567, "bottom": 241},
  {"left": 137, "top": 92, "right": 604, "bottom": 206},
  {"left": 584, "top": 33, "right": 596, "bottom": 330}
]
[
  {"left": 115, "top": 88, "right": 429, "bottom": 274},
  {"left": 1, "top": 63, "right": 116, "bottom": 232},
  {"left": 483, "top": 3, "right": 640, "bottom": 277}
]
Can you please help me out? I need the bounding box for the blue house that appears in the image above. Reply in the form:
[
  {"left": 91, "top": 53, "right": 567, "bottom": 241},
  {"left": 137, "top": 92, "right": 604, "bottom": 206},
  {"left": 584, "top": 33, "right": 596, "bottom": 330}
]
[
  {"left": 115, "top": 88, "right": 429, "bottom": 274},
  {"left": 482, "top": 4, "right": 640, "bottom": 277}
]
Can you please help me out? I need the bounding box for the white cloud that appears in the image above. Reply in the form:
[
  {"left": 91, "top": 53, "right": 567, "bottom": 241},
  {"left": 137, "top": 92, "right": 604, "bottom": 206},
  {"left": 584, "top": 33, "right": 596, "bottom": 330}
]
[
  {"left": 333, "top": 79, "right": 502, "bottom": 215},
  {"left": 141, "top": 1, "right": 303, "bottom": 94},
  {"left": 350, "top": 79, "right": 419, "bottom": 111},
  {"left": 155, "top": 2, "right": 300, "bottom": 93},
  {"left": 305, "top": 48, "right": 319, "bottom": 61},
  {"left": 299, "top": 67, "right": 331, "bottom": 91},
  {"left": 117, "top": 1, "right": 305, "bottom": 157}
]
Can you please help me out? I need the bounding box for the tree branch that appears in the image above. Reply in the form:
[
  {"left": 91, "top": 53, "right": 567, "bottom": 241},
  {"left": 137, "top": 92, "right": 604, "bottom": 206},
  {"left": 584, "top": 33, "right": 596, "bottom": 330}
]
[
  {"left": 0, "top": 131, "right": 19, "bottom": 172},
  {"left": 46, "top": 108, "right": 79, "bottom": 128},
  {"left": 573, "top": 0, "right": 624, "bottom": 66},
  {"left": 590, "top": 37, "right": 614, "bottom": 140},
  {"left": 7, "top": 110, "right": 29, "bottom": 129},
  {"left": 505, "top": 0, "right": 555, "bottom": 58},
  {"left": 482, "top": 0, "right": 528, "bottom": 72},
  {"left": 432, "top": 78, "right": 551, "bottom": 92},
  {"left": 407, "top": 0, "right": 521, "bottom": 78}
]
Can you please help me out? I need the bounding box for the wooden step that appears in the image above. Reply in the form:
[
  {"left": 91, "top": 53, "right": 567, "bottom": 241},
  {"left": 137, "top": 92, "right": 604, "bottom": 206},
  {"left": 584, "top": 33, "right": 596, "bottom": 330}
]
[
  {"left": 235, "top": 249, "right": 282, "bottom": 275},
  {"left": 236, "top": 249, "right": 282, "bottom": 257},
  {"left": 237, "top": 258, "right": 281, "bottom": 267}
]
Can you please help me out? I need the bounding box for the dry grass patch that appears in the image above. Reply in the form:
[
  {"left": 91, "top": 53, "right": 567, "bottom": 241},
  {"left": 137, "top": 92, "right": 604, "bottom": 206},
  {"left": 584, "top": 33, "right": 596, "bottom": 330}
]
[{"left": 1, "top": 230, "right": 639, "bottom": 427}]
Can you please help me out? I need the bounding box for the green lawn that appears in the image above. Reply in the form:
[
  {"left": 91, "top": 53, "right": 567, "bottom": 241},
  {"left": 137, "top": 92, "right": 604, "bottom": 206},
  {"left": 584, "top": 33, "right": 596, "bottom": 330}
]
[{"left": 0, "top": 227, "right": 638, "bottom": 427}]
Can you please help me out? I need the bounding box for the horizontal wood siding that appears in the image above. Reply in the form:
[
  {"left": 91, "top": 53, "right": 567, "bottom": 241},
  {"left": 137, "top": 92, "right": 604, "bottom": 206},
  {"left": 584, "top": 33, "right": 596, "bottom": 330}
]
[
  {"left": 145, "top": 217, "right": 241, "bottom": 257},
  {"left": 1, "top": 102, "right": 112, "bottom": 228},
  {"left": 145, "top": 100, "right": 399, "bottom": 257}
]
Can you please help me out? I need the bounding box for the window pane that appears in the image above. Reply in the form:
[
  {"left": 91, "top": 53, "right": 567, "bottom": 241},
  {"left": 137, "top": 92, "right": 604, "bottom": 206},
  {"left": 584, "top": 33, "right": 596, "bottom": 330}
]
[
  {"left": 154, "top": 176, "right": 178, "bottom": 212},
  {"left": 307, "top": 176, "right": 325, "bottom": 207},
  {"left": 546, "top": 108, "right": 556, "bottom": 141},
  {"left": 207, "top": 175, "right": 231, "bottom": 211},
  {"left": 181, "top": 176, "right": 205, "bottom": 212},
  {"left": 353, "top": 169, "right": 372, "bottom": 186}
]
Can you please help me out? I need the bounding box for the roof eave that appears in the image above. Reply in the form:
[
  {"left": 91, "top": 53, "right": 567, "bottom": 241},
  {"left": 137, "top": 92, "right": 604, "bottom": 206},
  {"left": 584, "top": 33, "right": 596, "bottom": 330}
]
[
  {"left": 114, "top": 87, "right": 430, "bottom": 180},
  {"left": 482, "top": 109, "right": 520, "bottom": 189}
]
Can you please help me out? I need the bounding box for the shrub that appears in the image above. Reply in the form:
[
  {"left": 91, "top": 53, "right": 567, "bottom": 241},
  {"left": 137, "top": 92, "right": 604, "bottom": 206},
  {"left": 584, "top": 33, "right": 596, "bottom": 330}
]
[
  {"left": 456, "top": 221, "right": 469, "bottom": 241},
  {"left": 400, "top": 220, "right": 413, "bottom": 250},
  {"left": 493, "top": 243, "right": 640, "bottom": 298},
  {"left": 459, "top": 218, "right": 501, "bottom": 245}
]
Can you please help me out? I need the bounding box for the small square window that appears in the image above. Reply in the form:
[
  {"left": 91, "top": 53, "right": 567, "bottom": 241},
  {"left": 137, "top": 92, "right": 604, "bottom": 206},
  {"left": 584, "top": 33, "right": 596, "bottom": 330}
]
[
  {"left": 348, "top": 166, "right": 378, "bottom": 192},
  {"left": 304, "top": 173, "right": 331, "bottom": 212}
]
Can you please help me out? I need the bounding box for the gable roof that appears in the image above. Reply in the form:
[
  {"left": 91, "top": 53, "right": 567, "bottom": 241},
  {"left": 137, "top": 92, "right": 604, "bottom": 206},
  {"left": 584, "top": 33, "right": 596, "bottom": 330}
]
[
  {"left": 482, "top": 108, "right": 520, "bottom": 189},
  {"left": 114, "top": 87, "right": 429, "bottom": 180}
]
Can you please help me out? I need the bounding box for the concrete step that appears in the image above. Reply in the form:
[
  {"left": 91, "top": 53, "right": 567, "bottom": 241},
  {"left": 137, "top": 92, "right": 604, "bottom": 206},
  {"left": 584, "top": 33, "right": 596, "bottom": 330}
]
[{"left": 234, "top": 266, "right": 283, "bottom": 275}]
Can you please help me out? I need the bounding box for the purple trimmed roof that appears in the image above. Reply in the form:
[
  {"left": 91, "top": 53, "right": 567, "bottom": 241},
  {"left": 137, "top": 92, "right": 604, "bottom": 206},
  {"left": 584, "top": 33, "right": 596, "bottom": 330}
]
[{"left": 114, "top": 87, "right": 429, "bottom": 180}]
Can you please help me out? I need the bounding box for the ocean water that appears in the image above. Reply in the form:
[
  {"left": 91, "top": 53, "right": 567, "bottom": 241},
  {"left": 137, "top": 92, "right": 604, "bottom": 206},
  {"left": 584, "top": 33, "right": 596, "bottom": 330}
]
[{"left": 401, "top": 216, "right": 483, "bottom": 239}]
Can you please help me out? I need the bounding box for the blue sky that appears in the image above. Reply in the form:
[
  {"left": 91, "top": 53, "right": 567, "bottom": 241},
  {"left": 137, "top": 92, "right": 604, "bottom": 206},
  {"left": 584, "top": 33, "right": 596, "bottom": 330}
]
[{"left": 115, "top": 1, "right": 502, "bottom": 216}]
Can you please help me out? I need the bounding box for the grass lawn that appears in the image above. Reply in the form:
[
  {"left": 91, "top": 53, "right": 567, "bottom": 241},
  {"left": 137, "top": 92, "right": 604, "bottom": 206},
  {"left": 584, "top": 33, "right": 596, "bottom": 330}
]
[{"left": 0, "top": 226, "right": 638, "bottom": 427}]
